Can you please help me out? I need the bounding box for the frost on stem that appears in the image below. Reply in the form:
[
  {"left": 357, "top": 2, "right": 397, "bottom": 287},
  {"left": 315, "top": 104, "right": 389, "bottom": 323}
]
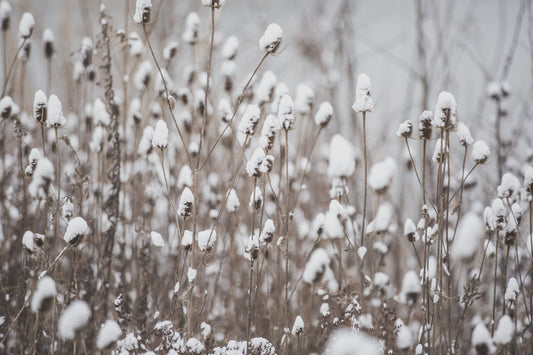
[
  {"left": 456, "top": 122, "right": 473, "bottom": 146},
  {"left": 324, "top": 329, "right": 380, "bottom": 355},
  {"left": 400, "top": 270, "right": 421, "bottom": 305},
  {"left": 396, "top": 120, "right": 413, "bottom": 138},
  {"left": 327, "top": 134, "right": 356, "bottom": 179},
  {"left": 352, "top": 73, "right": 374, "bottom": 112},
  {"left": 259, "top": 23, "right": 282, "bottom": 54},
  {"left": 46, "top": 94, "right": 66, "bottom": 128},
  {"left": 18, "top": 12, "right": 34, "bottom": 39},
  {"left": 152, "top": 120, "right": 169, "bottom": 150},
  {"left": 238, "top": 104, "right": 261, "bottom": 135},
  {"left": 182, "top": 12, "right": 200, "bottom": 45},
  {"left": 33, "top": 90, "right": 47, "bottom": 125},
  {"left": 198, "top": 230, "right": 216, "bottom": 252},
  {"left": 314, "top": 101, "right": 333, "bottom": 127},
  {"left": 31, "top": 276, "right": 56, "bottom": 313},
  {"left": 451, "top": 211, "right": 483, "bottom": 263},
  {"left": 278, "top": 94, "right": 294, "bottom": 130},
  {"left": 133, "top": 0, "right": 152, "bottom": 24},
  {"left": 96, "top": 319, "right": 122, "bottom": 349},
  {"left": 58, "top": 300, "right": 91, "bottom": 340},
  {"left": 472, "top": 140, "right": 490, "bottom": 164},
  {"left": 472, "top": 322, "right": 495, "bottom": 354},
  {"left": 302, "top": 248, "right": 338, "bottom": 292},
  {"left": 368, "top": 157, "right": 397, "bottom": 194},
  {"left": 28, "top": 157, "right": 54, "bottom": 198},
  {"left": 63, "top": 216, "right": 89, "bottom": 245},
  {"left": 433, "top": 91, "right": 457, "bottom": 129}
]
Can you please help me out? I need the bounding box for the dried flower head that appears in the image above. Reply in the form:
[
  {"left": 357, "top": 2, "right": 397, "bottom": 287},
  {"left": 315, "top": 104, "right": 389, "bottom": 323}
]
[
  {"left": 133, "top": 0, "right": 152, "bottom": 24},
  {"left": 352, "top": 73, "right": 374, "bottom": 112},
  {"left": 418, "top": 110, "right": 433, "bottom": 140},
  {"left": 33, "top": 90, "right": 47, "bottom": 125},
  {"left": 18, "top": 12, "right": 34, "bottom": 39},
  {"left": 259, "top": 23, "right": 282, "bottom": 54}
]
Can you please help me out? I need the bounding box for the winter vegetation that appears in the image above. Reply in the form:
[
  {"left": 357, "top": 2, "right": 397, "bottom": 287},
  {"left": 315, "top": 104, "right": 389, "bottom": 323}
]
[{"left": 1, "top": 0, "right": 533, "bottom": 354}]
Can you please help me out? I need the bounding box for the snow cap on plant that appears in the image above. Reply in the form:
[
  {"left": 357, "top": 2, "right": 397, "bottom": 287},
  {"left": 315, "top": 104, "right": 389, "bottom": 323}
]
[
  {"left": 278, "top": 94, "right": 294, "bottom": 130},
  {"left": 93, "top": 97, "right": 110, "bottom": 126},
  {"left": 152, "top": 120, "right": 169, "bottom": 149},
  {"left": 491, "top": 198, "right": 506, "bottom": 230},
  {"left": 238, "top": 104, "right": 261, "bottom": 135},
  {"left": 352, "top": 73, "right": 374, "bottom": 112},
  {"left": 134, "top": 60, "right": 152, "bottom": 90},
  {"left": 42, "top": 28, "right": 55, "bottom": 58},
  {"left": 325, "top": 329, "right": 380, "bottom": 355},
  {"left": 197, "top": 230, "right": 216, "bottom": 252},
  {"left": 472, "top": 140, "right": 489, "bottom": 164},
  {"left": 22, "top": 230, "right": 43, "bottom": 253},
  {"left": 0, "top": 95, "right": 13, "bottom": 118},
  {"left": 201, "top": 0, "right": 226, "bottom": 8},
  {"left": 182, "top": 12, "right": 200, "bottom": 45},
  {"left": 80, "top": 37, "right": 93, "bottom": 67},
  {"left": 255, "top": 70, "right": 277, "bottom": 104},
  {"left": 483, "top": 206, "right": 496, "bottom": 231},
  {"left": 295, "top": 83, "right": 314, "bottom": 114},
  {"left": 127, "top": 31, "right": 144, "bottom": 57},
  {"left": 31, "top": 276, "right": 56, "bottom": 313},
  {"left": 403, "top": 218, "right": 418, "bottom": 242},
  {"left": 401, "top": 270, "right": 421, "bottom": 305},
  {"left": 222, "top": 35, "right": 239, "bottom": 60},
  {"left": 178, "top": 187, "right": 194, "bottom": 217},
  {"left": 456, "top": 122, "right": 473, "bottom": 146},
  {"left": 0, "top": 0, "right": 11, "bottom": 31},
  {"left": 261, "top": 219, "right": 275, "bottom": 243},
  {"left": 368, "top": 157, "right": 397, "bottom": 194},
  {"left": 433, "top": 91, "right": 457, "bottom": 129},
  {"left": 472, "top": 322, "right": 495, "bottom": 354},
  {"left": 133, "top": 0, "right": 152, "bottom": 24},
  {"left": 418, "top": 110, "right": 433, "bottom": 140},
  {"left": 497, "top": 172, "right": 520, "bottom": 199},
  {"left": 259, "top": 23, "right": 282, "bottom": 53},
  {"left": 259, "top": 114, "right": 278, "bottom": 150},
  {"left": 97, "top": 320, "right": 122, "bottom": 349},
  {"left": 218, "top": 98, "right": 232, "bottom": 123},
  {"left": 162, "top": 40, "right": 178, "bottom": 61},
  {"left": 432, "top": 138, "right": 448, "bottom": 164},
  {"left": 493, "top": 315, "right": 514, "bottom": 345},
  {"left": 33, "top": 90, "right": 47, "bottom": 125},
  {"left": 249, "top": 186, "right": 263, "bottom": 210},
  {"left": 46, "top": 94, "right": 66, "bottom": 128},
  {"left": 226, "top": 189, "right": 240, "bottom": 212},
  {"left": 314, "top": 101, "right": 333, "bottom": 127},
  {"left": 451, "top": 211, "right": 483, "bottom": 262},
  {"left": 18, "top": 12, "right": 34, "bottom": 39},
  {"left": 28, "top": 158, "right": 54, "bottom": 198},
  {"left": 64, "top": 217, "right": 89, "bottom": 245},
  {"left": 58, "top": 300, "right": 91, "bottom": 340},
  {"left": 181, "top": 230, "right": 193, "bottom": 251},
  {"left": 221, "top": 59, "right": 236, "bottom": 92},
  {"left": 327, "top": 134, "right": 356, "bottom": 178},
  {"left": 292, "top": 315, "right": 304, "bottom": 335},
  {"left": 396, "top": 120, "right": 413, "bottom": 138}
]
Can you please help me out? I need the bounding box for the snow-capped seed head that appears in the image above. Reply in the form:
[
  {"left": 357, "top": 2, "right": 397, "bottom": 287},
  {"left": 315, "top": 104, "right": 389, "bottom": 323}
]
[
  {"left": 133, "top": 0, "right": 152, "bottom": 24},
  {"left": 291, "top": 315, "right": 304, "bottom": 335},
  {"left": 472, "top": 323, "right": 494, "bottom": 354},
  {"left": 28, "top": 158, "right": 54, "bottom": 198},
  {"left": 162, "top": 40, "right": 178, "bottom": 61},
  {"left": 504, "top": 217, "right": 517, "bottom": 246},
  {"left": 42, "top": 28, "right": 55, "bottom": 58},
  {"left": 249, "top": 186, "right": 263, "bottom": 210},
  {"left": 396, "top": 120, "right": 413, "bottom": 138},
  {"left": 96, "top": 320, "right": 122, "bottom": 349},
  {"left": 472, "top": 140, "right": 489, "bottom": 164},
  {"left": 327, "top": 134, "right": 356, "bottom": 178},
  {"left": 493, "top": 315, "right": 514, "bottom": 345},
  {"left": 182, "top": 12, "right": 200, "bottom": 45},
  {"left": 150, "top": 231, "right": 165, "bottom": 247},
  {"left": 221, "top": 59, "right": 236, "bottom": 92},
  {"left": 368, "top": 157, "right": 397, "bottom": 194},
  {"left": 255, "top": 70, "right": 277, "bottom": 104},
  {"left": 238, "top": 104, "right": 261, "bottom": 135},
  {"left": 261, "top": 219, "right": 275, "bottom": 243},
  {"left": 93, "top": 97, "right": 110, "bottom": 126},
  {"left": 181, "top": 230, "right": 193, "bottom": 251},
  {"left": 403, "top": 218, "right": 418, "bottom": 242},
  {"left": 63, "top": 216, "right": 89, "bottom": 245},
  {"left": 222, "top": 35, "right": 239, "bottom": 60},
  {"left": 33, "top": 90, "right": 47, "bottom": 125},
  {"left": 62, "top": 196, "right": 74, "bottom": 220},
  {"left": 314, "top": 101, "right": 333, "bottom": 127},
  {"left": 58, "top": 300, "right": 91, "bottom": 340},
  {"left": 218, "top": 98, "right": 231, "bottom": 123},
  {"left": 456, "top": 122, "right": 473, "bottom": 146},
  {"left": 80, "top": 37, "right": 93, "bottom": 67},
  {"left": 497, "top": 173, "right": 520, "bottom": 199},
  {"left": 31, "top": 276, "right": 56, "bottom": 313},
  {"left": 432, "top": 138, "right": 448, "bottom": 164},
  {"left": 260, "top": 154, "right": 274, "bottom": 174},
  {"left": 23, "top": 231, "right": 37, "bottom": 253},
  {"left": 185, "top": 337, "right": 205, "bottom": 354},
  {"left": 226, "top": 188, "right": 240, "bottom": 212},
  {"left": 0, "top": 1, "right": 11, "bottom": 31},
  {"left": 504, "top": 277, "right": 519, "bottom": 304},
  {"left": 326, "top": 329, "right": 380, "bottom": 355},
  {"left": 396, "top": 320, "right": 413, "bottom": 350},
  {"left": 18, "top": 12, "right": 34, "bottom": 39},
  {"left": 0, "top": 95, "right": 13, "bottom": 118},
  {"left": 401, "top": 270, "right": 421, "bottom": 305},
  {"left": 433, "top": 91, "right": 457, "bottom": 129},
  {"left": 47, "top": 94, "right": 66, "bottom": 128},
  {"left": 491, "top": 198, "right": 507, "bottom": 230},
  {"left": 451, "top": 211, "right": 484, "bottom": 262},
  {"left": 246, "top": 147, "right": 266, "bottom": 177},
  {"left": 259, "top": 115, "right": 278, "bottom": 150},
  {"left": 483, "top": 206, "right": 496, "bottom": 231},
  {"left": 486, "top": 81, "right": 502, "bottom": 100},
  {"left": 201, "top": 0, "right": 226, "bottom": 8},
  {"left": 18, "top": 40, "right": 31, "bottom": 62},
  {"left": 178, "top": 187, "right": 194, "bottom": 217},
  {"left": 259, "top": 23, "right": 282, "bottom": 53},
  {"left": 134, "top": 60, "right": 152, "bottom": 90},
  {"left": 197, "top": 230, "right": 216, "bottom": 252},
  {"left": 295, "top": 84, "right": 314, "bottom": 114},
  {"left": 29, "top": 148, "right": 42, "bottom": 168},
  {"left": 418, "top": 110, "right": 433, "bottom": 140},
  {"left": 152, "top": 120, "right": 169, "bottom": 149},
  {"left": 90, "top": 125, "right": 105, "bottom": 153},
  {"left": 278, "top": 94, "right": 294, "bottom": 130},
  {"left": 352, "top": 73, "right": 374, "bottom": 112}
]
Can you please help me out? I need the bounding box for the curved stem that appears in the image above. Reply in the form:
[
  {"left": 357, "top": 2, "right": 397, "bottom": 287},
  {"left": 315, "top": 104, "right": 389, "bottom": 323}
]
[{"left": 1, "top": 38, "right": 26, "bottom": 97}]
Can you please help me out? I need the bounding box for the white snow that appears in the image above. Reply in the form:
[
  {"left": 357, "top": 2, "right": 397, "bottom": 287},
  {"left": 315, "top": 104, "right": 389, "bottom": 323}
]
[
  {"left": 128, "top": 32, "right": 144, "bottom": 57},
  {"left": 373, "top": 272, "right": 389, "bottom": 289},
  {"left": 138, "top": 126, "right": 154, "bottom": 155},
  {"left": 323, "top": 210, "right": 344, "bottom": 239},
  {"left": 314, "top": 101, "right": 333, "bottom": 127},
  {"left": 295, "top": 84, "right": 314, "bottom": 114},
  {"left": 472, "top": 322, "right": 494, "bottom": 351},
  {"left": 222, "top": 35, "right": 239, "bottom": 60},
  {"left": 278, "top": 94, "right": 294, "bottom": 130},
  {"left": 43, "top": 28, "right": 55, "bottom": 44},
  {"left": 47, "top": 94, "right": 66, "bottom": 128},
  {"left": 401, "top": 270, "right": 421, "bottom": 304},
  {"left": 472, "top": 140, "right": 490, "bottom": 164},
  {"left": 238, "top": 104, "right": 261, "bottom": 135},
  {"left": 497, "top": 173, "right": 520, "bottom": 199},
  {"left": 451, "top": 211, "right": 483, "bottom": 262},
  {"left": 246, "top": 147, "right": 266, "bottom": 177},
  {"left": 28, "top": 158, "right": 54, "bottom": 198},
  {"left": 0, "top": 95, "right": 13, "bottom": 117},
  {"left": 162, "top": 40, "right": 178, "bottom": 60},
  {"left": 456, "top": 122, "right": 473, "bottom": 146},
  {"left": 182, "top": 12, "right": 200, "bottom": 44},
  {"left": 259, "top": 23, "right": 282, "bottom": 53},
  {"left": 291, "top": 315, "right": 304, "bottom": 335},
  {"left": 433, "top": 91, "right": 457, "bottom": 128},
  {"left": 152, "top": 120, "right": 169, "bottom": 149},
  {"left": 63, "top": 217, "right": 89, "bottom": 244},
  {"left": 260, "top": 219, "right": 275, "bottom": 243},
  {"left": 259, "top": 115, "right": 278, "bottom": 150},
  {"left": 396, "top": 322, "right": 413, "bottom": 350},
  {"left": 187, "top": 267, "right": 197, "bottom": 283},
  {"left": 218, "top": 98, "right": 232, "bottom": 123},
  {"left": 201, "top": 0, "right": 226, "bottom": 8},
  {"left": 493, "top": 315, "right": 514, "bottom": 345},
  {"left": 181, "top": 230, "right": 193, "bottom": 250},
  {"left": 366, "top": 203, "right": 393, "bottom": 234},
  {"left": 396, "top": 120, "right": 413, "bottom": 138},
  {"left": 178, "top": 187, "right": 194, "bottom": 217},
  {"left": 327, "top": 134, "right": 356, "bottom": 178},
  {"left": 58, "top": 300, "right": 91, "bottom": 340},
  {"left": 303, "top": 248, "right": 338, "bottom": 292},
  {"left": 150, "top": 231, "right": 165, "bottom": 247},
  {"left": 249, "top": 186, "right": 263, "bottom": 209},
  {"left": 357, "top": 246, "right": 367, "bottom": 260},
  {"left": 226, "top": 189, "right": 240, "bottom": 212},
  {"left": 93, "top": 98, "right": 110, "bottom": 126},
  {"left": 178, "top": 165, "right": 193, "bottom": 188},
  {"left": 134, "top": 60, "right": 153, "bottom": 90},
  {"left": 133, "top": 0, "right": 152, "bottom": 24},
  {"left": 368, "top": 157, "right": 397, "bottom": 193},
  {"left": 504, "top": 277, "right": 519, "bottom": 303},
  {"left": 325, "top": 329, "right": 380, "bottom": 355},
  {"left": 404, "top": 218, "right": 418, "bottom": 241},
  {"left": 255, "top": 71, "right": 277, "bottom": 104},
  {"left": 96, "top": 319, "right": 122, "bottom": 349},
  {"left": 197, "top": 230, "right": 216, "bottom": 251},
  {"left": 18, "top": 12, "right": 34, "bottom": 39},
  {"left": 352, "top": 73, "right": 374, "bottom": 112},
  {"left": 320, "top": 303, "right": 330, "bottom": 317},
  {"left": 31, "top": 276, "right": 56, "bottom": 312},
  {"left": 33, "top": 90, "right": 47, "bottom": 124},
  {"left": 0, "top": 1, "right": 11, "bottom": 24}
]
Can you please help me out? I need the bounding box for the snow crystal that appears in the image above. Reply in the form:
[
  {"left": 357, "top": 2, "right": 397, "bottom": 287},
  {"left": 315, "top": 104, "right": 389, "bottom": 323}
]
[
  {"left": 63, "top": 216, "right": 89, "bottom": 244},
  {"left": 368, "top": 157, "right": 396, "bottom": 193},
  {"left": 291, "top": 315, "right": 304, "bottom": 335},
  {"left": 47, "top": 94, "right": 66, "bottom": 128},
  {"left": 197, "top": 230, "right": 216, "bottom": 251},
  {"left": 472, "top": 140, "right": 490, "bottom": 164},
  {"left": 314, "top": 101, "right": 333, "bottom": 127},
  {"left": 396, "top": 120, "right": 413, "bottom": 138},
  {"left": 187, "top": 267, "right": 197, "bottom": 283},
  {"left": 96, "top": 319, "right": 122, "bottom": 349},
  {"left": 31, "top": 276, "right": 56, "bottom": 312},
  {"left": 352, "top": 73, "right": 374, "bottom": 112},
  {"left": 238, "top": 104, "right": 261, "bottom": 135},
  {"left": 493, "top": 315, "right": 514, "bottom": 345},
  {"left": 222, "top": 35, "right": 239, "bottom": 60},
  {"left": 58, "top": 300, "right": 91, "bottom": 340},
  {"left": 150, "top": 231, "right": 165, "bottom": 247},
  {"left": 456, "top": 122, "right": 473, "bottom": 146},
  {"left": 33, "top": 90, "right": 47, "bottom": 125},
  {"left": 18, "top": 12, "right": 34, "bottom": 39},
  {"left": 325, "top": 329, "right": 380, "bottom": 355},
  {"left": 451, "top": 211, "right": 483, "bottom": 262},
  {"left": 178, "top": 187, "right": 194, "bottom": 217},
  {"left": 278, "top": 94, "right": 294, "bottom": 130},
  {"left": 133, "top": 0, "right": 152, "bottom": 24},
  {"left": 327, "top": 134, "right": 356, "bottom": 178},
  {"left": 295, "top": 83, "right": 314, "bottom": 114},
  {"left": 226, "top": 189, "right": 240, "bottom": 212},
  {"left": 433, "top": 91, "right": 457, "bottom": 128},
  {"left": 152, "top": 120, "right": 169, "bottom": 149},
  {"left": 259, "top": 23, "right": 282, "bottom": 53}
]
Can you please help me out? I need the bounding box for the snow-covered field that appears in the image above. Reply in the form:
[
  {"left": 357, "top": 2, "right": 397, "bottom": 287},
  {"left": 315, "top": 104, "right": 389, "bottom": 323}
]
[{"left": 1, "top": 0, "right": 532, "bottom": 354}]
